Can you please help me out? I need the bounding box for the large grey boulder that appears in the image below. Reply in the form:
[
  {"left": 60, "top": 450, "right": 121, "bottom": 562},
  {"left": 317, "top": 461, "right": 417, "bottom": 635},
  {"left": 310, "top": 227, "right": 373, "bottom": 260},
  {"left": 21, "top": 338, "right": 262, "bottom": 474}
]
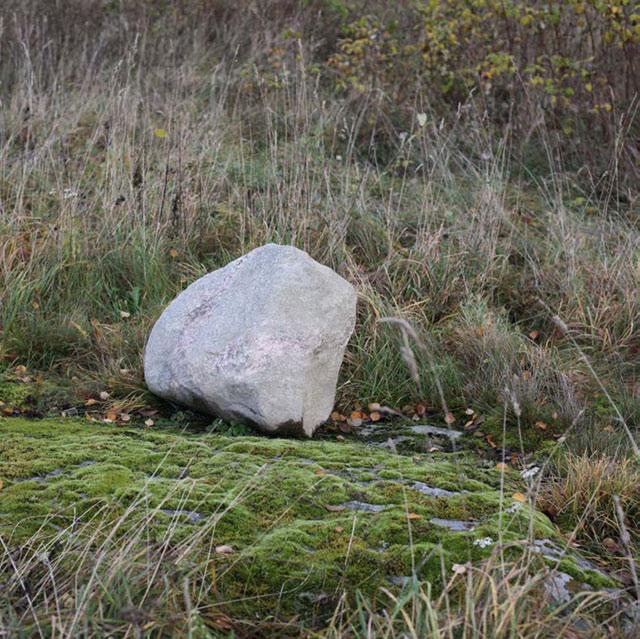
[{"left": 144, "top": 244, "right": 357, "bottom": 437}]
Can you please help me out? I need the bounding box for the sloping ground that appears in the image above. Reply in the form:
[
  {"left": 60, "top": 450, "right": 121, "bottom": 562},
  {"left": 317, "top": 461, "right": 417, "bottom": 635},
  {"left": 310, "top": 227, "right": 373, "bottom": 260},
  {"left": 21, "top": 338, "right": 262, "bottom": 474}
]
[{"left": 0, "top": 417, "right": 617, "bottom": 632}]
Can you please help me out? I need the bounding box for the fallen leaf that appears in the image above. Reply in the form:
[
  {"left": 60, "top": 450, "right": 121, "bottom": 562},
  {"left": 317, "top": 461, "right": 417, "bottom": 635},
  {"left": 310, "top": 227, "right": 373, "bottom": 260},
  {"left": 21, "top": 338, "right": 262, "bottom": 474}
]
[
  {"left": 334, "top": 526, "right": 344, "bottom": 533},
  {"left": 529, "top": 330, "right": 540, "bottom": 340},
  {"left": 14, "top": 365, "right": 27, "bottom": 376},
  {"left": 535, "top": 420, "right": 548, "bottom": 431},
  {"left": 368, "top": 402, "right": 381, "bottom": 412},
  {"left": 452, "top": 562, "right": 467, "bottom": 575},
  {"left": 417, "top": 112, "right": 427, "bottom": 127},
  {"left": 351, "top": 410, "right": 366, "bottom": 420},
  {"left": 153, "top": 128, "right": 168, "bottom": 138},
  {"left": 465, "top": 408, "right": 475, "bottom": 416},
  {"left": 105, "top": 411, "right": 118, "bottom": 422},
  {"left": 330, "top": 411, "right": 344, "bottom": 421},
  {"left": 208, "top": 614, "right": 234, "bottom": 631},
  {"left": 0, "top": 479, "right": 3, "bottom": 491},
  {"left": 336, "top": 435, "right": 345, "bottom": 441},
  {"left": 314, "top": 468, "right": 325, "bottom": 476},
  {"left": 119, "top": 310, "right": 131, "bottom": 319},
  {"left": 486, "top": 434, "right": 497, "bottom": 448},
  {"left": 99, "top": 391, "right": 110, "bottom": 400},
  {"left": 324, "top": 504, "right": 346, "bottom": 512},
  {"left": 444, "top": 412, "right": 456, "bottom": 425},
  {"left": 169, "top": 248, "right": 179, "bottom": 258},
  {"left": 495, "top": 462, "right": 509, "bottom": 471},
  {"left": 512, "top": 492, "right": 527, "bottom": 503},
  {"left": 120, "top": 413, "right": 131, "bottom": 422},
  {"left": 215, "top": 545, "right": 234, "bottom": 554},
  {"left": 84, "top": 398, "right": 98, "bottom": 407},
  {"left": 144, "top": 418, "right": 155, "bottom": 427},
  {"left": 407, "top": 512, "right": 421, "bottom": 520},
  {"left": 369, "top": 411, "right": 381, "bottom": 422}
]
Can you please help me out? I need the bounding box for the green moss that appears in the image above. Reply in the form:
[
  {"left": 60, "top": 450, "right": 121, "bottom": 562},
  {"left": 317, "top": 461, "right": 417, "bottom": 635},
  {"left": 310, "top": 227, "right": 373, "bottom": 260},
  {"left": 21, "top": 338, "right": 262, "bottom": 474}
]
[{"left": 0, "top": 416, "right": 616, "bottom": 621}]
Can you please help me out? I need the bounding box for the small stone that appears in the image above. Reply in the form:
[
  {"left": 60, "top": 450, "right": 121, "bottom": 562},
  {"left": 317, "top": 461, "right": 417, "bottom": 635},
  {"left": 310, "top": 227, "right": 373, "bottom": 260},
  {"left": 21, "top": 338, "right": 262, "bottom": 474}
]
[{"left": 215, "top": 545, "right": 234, "bottom": 554}]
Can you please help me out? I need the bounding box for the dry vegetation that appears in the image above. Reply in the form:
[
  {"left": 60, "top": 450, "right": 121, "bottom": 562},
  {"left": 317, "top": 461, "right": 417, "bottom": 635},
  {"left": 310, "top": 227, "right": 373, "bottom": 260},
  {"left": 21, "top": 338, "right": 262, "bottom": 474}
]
[{"left": 0, "top": 1, "right": 638, "bottom": 637}]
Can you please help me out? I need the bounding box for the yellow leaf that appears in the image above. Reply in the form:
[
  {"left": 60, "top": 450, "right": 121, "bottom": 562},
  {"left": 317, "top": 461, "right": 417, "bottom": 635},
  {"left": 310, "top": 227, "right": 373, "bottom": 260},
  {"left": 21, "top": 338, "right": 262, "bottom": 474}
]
[
  {"left": 84, "top": 398, "right": 98, "bottom": 407},
  {"left": 153, "top": 128, "right": 168, "bottom": 138},
  {"left": 495, "top": 462, "right": 509, "bottom": 472},
  {"left": 169, "top": 248, "right": 179, "bottom": 258},
  {"left": 512, "top": 492, "right": 527, "bottom": 503},
  {"left": 407, "top": 512, "right": 422, "bottom": 520}
]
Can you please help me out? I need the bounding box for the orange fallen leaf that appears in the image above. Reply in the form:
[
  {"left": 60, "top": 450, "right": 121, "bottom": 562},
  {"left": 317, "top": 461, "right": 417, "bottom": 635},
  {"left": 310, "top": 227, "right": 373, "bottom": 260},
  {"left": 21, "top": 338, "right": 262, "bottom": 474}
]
[
  {"left": 105, "top": 411, "right": 118, "bottom": 422},
  {"left": 407, "top": 512, "right": 422, "bottom": 520},
  {"left": 84, "top": 398, "right": 98, "bottom": 407},
  {"left": 486, "top": 434, "right": 497, "bottom": 448},
  {"left": 495, "top": 462, "right": 509, "bottom": 471},
  {"left": 512, "top": 492, "right": 527, "bottom": 503},
  {"left": 535, "top": 420, "right": 548, "bottom": 431},
  {"left": 334, "top": 526, "right": 344, "bottom": 533}
]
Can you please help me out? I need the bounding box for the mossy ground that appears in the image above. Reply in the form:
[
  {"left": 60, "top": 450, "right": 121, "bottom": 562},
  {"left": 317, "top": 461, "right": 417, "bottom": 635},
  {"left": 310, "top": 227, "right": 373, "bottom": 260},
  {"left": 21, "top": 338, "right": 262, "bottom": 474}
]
[{"left": 0, "top": 416, "right": 615, "bottom": 625}]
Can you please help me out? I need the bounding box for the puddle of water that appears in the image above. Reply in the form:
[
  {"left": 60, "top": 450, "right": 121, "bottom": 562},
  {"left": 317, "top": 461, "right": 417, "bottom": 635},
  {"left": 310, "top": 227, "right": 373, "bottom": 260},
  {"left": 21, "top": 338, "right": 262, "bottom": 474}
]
[
  {"left": 430, "top": 517, "right": 476, "bottom": 531},
  {"left": 160, "top": 509, "right": 204, "bottom": 523},
  {"left": 412, "top": 481, "right": 463, "bottom": 498},
  {"left": 342, "top": 501, "right": 386, "bottom": 513},
  {"left": 409, "top": 425, "right": 463, "bottom": 440}
]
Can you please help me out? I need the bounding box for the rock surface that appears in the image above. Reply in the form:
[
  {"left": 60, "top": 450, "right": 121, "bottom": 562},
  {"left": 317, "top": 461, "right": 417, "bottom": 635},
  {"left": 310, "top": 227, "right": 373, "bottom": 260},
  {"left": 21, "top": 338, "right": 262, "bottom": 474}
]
[{"left": 144, "top": 244, "right": 357, "bottom": 436}]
